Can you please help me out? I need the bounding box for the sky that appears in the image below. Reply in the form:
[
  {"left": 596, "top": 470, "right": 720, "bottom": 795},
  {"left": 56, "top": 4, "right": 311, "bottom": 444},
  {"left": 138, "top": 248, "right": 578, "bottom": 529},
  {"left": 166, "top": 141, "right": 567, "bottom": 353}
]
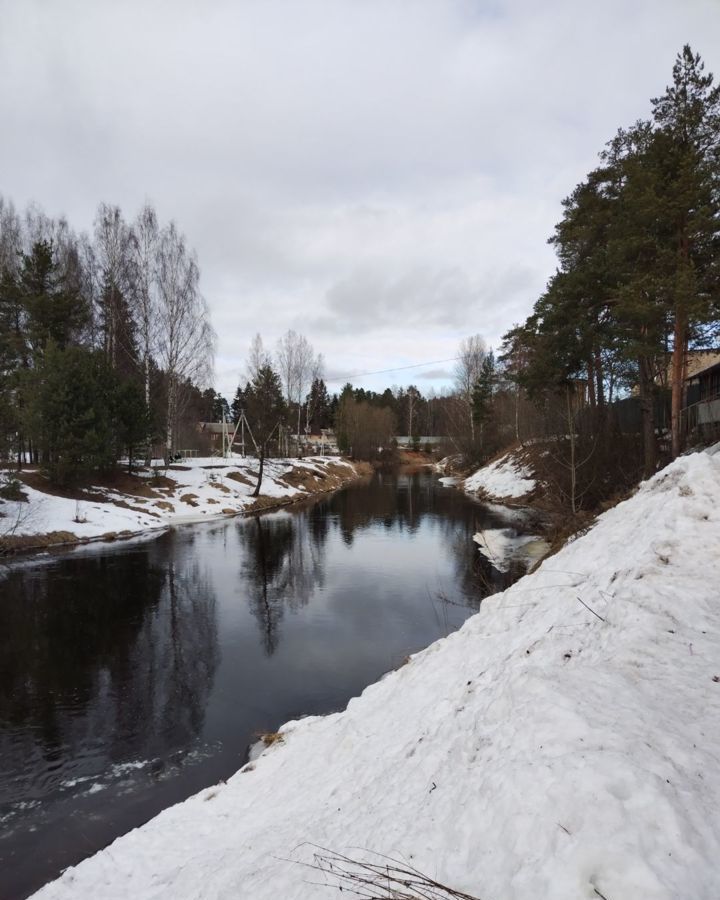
[{"left": 1, "top": 0, "right": 720, "bottom": 399}]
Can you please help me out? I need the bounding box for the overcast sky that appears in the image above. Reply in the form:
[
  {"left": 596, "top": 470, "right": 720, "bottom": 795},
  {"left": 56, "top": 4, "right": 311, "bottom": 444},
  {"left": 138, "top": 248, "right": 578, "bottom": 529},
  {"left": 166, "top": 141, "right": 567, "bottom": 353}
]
[{"left": 2, "top": 0, "right": 719, "bottom": 398}]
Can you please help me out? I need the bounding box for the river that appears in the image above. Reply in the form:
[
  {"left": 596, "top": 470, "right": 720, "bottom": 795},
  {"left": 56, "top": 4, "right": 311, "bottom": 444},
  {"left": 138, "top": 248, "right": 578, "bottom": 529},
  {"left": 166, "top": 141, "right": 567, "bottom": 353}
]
[{"left": 0, "top": 469, "right": 535, "bottom": 899}]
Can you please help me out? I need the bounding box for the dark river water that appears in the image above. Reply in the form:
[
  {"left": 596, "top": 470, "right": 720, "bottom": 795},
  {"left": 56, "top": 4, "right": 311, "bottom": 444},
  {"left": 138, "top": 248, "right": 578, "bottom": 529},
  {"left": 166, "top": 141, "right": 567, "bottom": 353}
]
[{"left": 0, "top": 469, "right": 529, "bottom": 899}]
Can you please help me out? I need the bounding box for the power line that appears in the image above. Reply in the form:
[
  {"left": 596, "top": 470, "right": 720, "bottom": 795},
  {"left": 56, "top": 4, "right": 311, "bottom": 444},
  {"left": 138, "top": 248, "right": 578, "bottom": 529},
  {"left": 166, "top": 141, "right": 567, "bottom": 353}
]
[{"left": 324, "top": 356, "right": 460, "bottom": 384}]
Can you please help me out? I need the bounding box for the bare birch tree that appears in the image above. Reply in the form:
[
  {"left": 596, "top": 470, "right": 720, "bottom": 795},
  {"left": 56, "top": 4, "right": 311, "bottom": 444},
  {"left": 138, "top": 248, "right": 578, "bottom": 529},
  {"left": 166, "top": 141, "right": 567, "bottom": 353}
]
[
  {"left": 130, "top": 203, "right": 160, "bottom": 406},
  {"left": 275, "top": 330, "right": 317, "bottom": 454},
  {"left": 93, "top": 203, "right": 134, "bottom": 370},
  {"left": 156, "top": 222, "right": 215, "bottom": 458},
  {"left": 454, "top": 334, "right": 487, "bottom": 444},
  {"left": 246, "top": 332, "right": 270, "bottom": 383}
]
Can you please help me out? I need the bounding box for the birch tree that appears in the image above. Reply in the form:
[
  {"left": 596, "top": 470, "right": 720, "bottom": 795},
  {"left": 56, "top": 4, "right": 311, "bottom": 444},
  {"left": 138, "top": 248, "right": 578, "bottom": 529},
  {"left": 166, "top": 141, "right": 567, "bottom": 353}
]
[
  {"left": 454, "top": 334, "right": 487, "bottom": 444},
  {"left": 93, "top": 203, "right": 134, "bottom": 371},
  {"left": 131, "top": 203, "right": 160, "bottom": 406},
  {"left": 156, "top": 223, "right": 215, "bottom": 458},
  {"left": 275, "top": 330, "right": 318, "bottom": 454}
]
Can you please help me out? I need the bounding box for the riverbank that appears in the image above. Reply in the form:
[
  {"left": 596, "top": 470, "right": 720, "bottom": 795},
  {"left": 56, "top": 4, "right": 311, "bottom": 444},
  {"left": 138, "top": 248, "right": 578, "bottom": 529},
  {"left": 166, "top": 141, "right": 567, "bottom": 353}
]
[
  {"left": 0, "top": 456, "right": 367, "bottom": 556},
  {"left": 32, "top": 444, "right": 720, "bottom": 899}
]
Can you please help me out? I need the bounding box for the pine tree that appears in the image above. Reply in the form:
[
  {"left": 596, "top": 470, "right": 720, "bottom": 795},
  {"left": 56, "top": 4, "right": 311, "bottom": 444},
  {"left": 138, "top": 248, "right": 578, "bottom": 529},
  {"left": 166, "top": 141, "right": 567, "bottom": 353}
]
[
  {"left": 231, "top": 385, "right": 246, "bottom": 421},
  {"left": 21, "top": 240, "right": 89, "bottom": 356},
  {"left": 305, "top": 377, "right": 330, "bottom": 432},
  {"left": 244, "top": 365, "right": 286, "bottom": 496},
  {"left": 650, "top": 45, "right": 720, "bottom": 456},
  {"left": 114, "top": 378, "right": 151, "bottom": 472},
  {"left": 29, "top": 344, "right": 117, "bottom": 485}
]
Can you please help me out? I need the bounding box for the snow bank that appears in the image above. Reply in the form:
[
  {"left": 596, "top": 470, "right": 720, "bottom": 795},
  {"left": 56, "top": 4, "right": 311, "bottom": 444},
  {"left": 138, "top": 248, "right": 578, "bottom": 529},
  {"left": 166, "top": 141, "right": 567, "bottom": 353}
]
[
  {"left": 465, "top": 451, "right": 536, "bottom": 500},
  {"left": 473, "top": 527, "right": 539, "bottom": 572},
  {"left": 0, "top": 456, "right": 355, "bottom": 548},
  {"left": 32, "top": 447, "right": 720, "bottom": 900}
]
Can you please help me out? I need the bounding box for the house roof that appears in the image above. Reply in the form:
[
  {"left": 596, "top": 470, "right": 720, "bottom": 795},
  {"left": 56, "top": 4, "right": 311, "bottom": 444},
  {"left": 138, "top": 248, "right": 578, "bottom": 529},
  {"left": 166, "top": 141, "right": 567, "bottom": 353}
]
[
  {"left": 686, "top": 358, "right": 720, "bottom": 382},
  {"left": 684, "top": 350, "right": 720, "bottom": 380}
]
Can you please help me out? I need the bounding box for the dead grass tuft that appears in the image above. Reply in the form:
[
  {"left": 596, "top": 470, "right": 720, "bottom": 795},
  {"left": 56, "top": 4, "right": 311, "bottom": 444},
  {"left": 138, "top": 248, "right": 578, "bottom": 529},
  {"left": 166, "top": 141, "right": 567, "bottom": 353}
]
[
  {"left": 225, "top": 471, "right": 253, "bottom": 486},
  {"left": 0, "top": 530, "right": 80, "bottom": 554},
  {"left": 256, "top": 731, "right": 285, "bottom": 747}
]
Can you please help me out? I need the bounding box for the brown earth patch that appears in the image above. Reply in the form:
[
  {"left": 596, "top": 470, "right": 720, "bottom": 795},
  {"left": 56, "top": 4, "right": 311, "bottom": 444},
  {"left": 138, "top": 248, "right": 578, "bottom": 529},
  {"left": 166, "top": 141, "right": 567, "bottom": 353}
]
[
  {"left": 108, "top": 499, "right": 162, "bottom": 518},
  {"left": 225, "top": 471, "right": 253, "bottom": 487},
  {"left": 180, "top": 493, "right": 200, "bottom": 507},
  {"left": 147, "top": 475, "right": 178, "bottom": 491},
  {"left": 207, "top": 498, "right": 219, "bottom": 504},
  {"left": 154, "top": 500, "right": 175, "bottom": 512},
  {"left": 17, "top": 471, "right": 106, "bottom": 502}
]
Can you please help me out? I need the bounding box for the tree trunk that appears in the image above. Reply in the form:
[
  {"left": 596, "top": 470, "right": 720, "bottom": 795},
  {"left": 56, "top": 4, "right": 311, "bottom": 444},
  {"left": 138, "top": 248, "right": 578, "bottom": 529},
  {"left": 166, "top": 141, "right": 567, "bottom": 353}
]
[
  {"left": 586, "top": 361, "right": 596, "bottom": 408},
  {"left": 166, "top": 373, "right": 176, "bottom": 462},
  {"left": 252, "top": 447, "right": 265, "bottom": 497},
  {"left": 594, "top": 350, "right": 605, "bottom": 409},
  {"left": 638, "top": 355, "right": 657, "bottom": 478},
  {"left": 566, "top": 386, "right": 577, "bottom": 514},
  {"left": 670, "top": 310, "right": 687, "bottom": 459}
]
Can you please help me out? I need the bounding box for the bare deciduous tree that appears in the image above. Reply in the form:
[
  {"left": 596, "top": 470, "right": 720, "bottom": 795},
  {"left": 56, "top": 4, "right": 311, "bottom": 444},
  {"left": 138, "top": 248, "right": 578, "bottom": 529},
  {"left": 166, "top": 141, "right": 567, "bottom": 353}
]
[
  {"left": 276, "top": 330, "right": 318, "bottom": 455},
  {"left": 246, "top": 332, "right": 270, "bottom": 384},
  {"left": 93, "top": 203, "right": 134, "bottom": 369},
  {"left": 453, "top": 334, "right": 487, "bottom": 444},
  {"left": 156, "top": 223, "right": 215, "bottom": 458},
  {"left": 131, "top": 203, "right": 160, "bottom": 407}
]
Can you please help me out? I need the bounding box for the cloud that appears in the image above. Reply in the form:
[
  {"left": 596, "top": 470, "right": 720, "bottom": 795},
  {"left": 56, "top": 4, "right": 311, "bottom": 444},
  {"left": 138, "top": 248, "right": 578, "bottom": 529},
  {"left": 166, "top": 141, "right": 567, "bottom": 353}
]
[{"left": 1, "top": 0, "right": 719, "bottom": 397}]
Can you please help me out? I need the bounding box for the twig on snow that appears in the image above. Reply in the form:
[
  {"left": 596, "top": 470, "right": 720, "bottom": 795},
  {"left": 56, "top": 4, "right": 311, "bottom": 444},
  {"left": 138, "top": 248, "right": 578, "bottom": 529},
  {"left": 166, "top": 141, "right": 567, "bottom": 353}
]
[{"left": 576, "top": 595, "right": 606, "bottom": 623}]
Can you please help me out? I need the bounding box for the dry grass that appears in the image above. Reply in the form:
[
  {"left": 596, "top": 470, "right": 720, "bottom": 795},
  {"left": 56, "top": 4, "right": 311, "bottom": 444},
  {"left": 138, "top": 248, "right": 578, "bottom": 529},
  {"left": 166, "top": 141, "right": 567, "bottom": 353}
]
[
  {"left": 303, "top": 848, "right": 482, "bottom": 900},
  {"left": 179, "top": 493, "right": 200, "bottom": 507},
  {"left": 0, "top": 530, "right": 80, "bottom": 554},
  {"left": 153, "top": 500, "right": 175, "bottom": 512},
  {"left": 256, "top": 731, "right": 284, "bottom": 747},
  {"left": 225, "top": 471, "right": 253, "bottom": 486}
]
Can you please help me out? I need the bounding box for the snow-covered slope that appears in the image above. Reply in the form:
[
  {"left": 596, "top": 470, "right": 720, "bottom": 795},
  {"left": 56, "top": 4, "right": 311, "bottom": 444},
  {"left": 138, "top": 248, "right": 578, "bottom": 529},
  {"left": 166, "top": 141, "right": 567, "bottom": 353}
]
[
  {"left": 0, "top": 456, "right": 356, "bottom": 550},
  {"left": 464, "top": 450, "right": 536, "bottom": 500},
  {"left": 33, "top": 447, "right": 720, "bottom": 900}
]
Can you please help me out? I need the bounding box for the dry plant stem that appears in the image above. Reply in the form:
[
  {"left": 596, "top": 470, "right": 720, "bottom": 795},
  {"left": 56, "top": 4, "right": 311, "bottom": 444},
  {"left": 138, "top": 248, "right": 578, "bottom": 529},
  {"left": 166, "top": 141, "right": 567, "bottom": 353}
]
[{"left": 303, "top": 847, "right": 483, "bottom": 900}]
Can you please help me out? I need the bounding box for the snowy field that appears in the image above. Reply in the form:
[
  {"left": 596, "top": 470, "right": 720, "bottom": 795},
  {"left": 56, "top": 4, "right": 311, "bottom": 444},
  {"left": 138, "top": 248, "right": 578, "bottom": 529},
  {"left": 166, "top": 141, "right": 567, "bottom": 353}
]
[
  {"left": 464, "top": 451, "right": 536, "bottom": 500},
  {"left": 0, "top": 456, "right": 356, "bottom": 548},
  {"left": 32, "top": 445, "right": 720, "bottom": 900}
]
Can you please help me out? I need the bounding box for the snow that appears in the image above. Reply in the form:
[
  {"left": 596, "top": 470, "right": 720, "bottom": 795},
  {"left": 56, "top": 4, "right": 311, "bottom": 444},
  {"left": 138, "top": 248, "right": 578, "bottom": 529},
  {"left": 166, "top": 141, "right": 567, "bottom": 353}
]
[
  {"left": 31, "top": 446, "right": 720, "bottom": 900},
  {"left": 0, "top": 456, "right": 355, "bottom": 547},
  {"left": 464, "top": 451, "right": 536, "bottom": 500},
  {"left": 473, "top": 527, "right": 539, "bottom": 572}
]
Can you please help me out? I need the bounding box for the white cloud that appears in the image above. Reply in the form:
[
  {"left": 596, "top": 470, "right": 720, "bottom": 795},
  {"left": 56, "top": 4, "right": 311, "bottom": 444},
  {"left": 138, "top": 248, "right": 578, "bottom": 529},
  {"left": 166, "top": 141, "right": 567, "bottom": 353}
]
[{"left": 1, "top": 0, "right": 719, "bottom": 397}]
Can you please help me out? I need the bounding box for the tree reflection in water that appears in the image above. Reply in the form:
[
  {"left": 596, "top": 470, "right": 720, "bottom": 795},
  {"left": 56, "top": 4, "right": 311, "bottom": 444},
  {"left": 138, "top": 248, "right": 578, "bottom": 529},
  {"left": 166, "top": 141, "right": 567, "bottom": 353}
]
[
  {"left": 241, "top": 511, "right": 328, "bottom": 655},
  {"left": 0, "top": 540, "right": 219, "bottom": 808}
]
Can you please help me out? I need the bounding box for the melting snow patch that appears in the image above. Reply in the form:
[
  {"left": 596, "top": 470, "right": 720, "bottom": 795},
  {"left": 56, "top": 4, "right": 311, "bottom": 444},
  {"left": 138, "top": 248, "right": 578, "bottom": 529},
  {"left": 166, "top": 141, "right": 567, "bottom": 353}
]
[
  {"left": 465, "top": 453, "right": 536, "bottom": 499},
  {"left": 473, "top": 528, "right": 538, "bottom": 572}
]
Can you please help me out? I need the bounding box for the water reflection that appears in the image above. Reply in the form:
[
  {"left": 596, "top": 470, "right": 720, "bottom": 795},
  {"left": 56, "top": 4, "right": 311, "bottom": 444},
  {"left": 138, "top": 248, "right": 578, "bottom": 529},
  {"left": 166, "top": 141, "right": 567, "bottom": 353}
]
[
  {"left": 1, "top": 469, "right": 535, "bottom": 899},
  {"left": 0, "top": 544, "right": 219, "bottom": 810},
  {"left": 241, "top": 512, "right": 328, "bottom": 654}
]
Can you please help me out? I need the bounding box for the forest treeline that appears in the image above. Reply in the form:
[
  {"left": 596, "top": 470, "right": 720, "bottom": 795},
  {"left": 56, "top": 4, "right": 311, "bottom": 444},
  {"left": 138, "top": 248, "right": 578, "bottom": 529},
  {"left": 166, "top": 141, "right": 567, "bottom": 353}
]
[
  {"left": 0, "top": 198, "right": 214, "bottom": 484},
  {"left": 500, "top": 46, "right": 720, "bottom": 481},
  {"left": 2, "top": 45, "right": 718, "bottom": 511}
]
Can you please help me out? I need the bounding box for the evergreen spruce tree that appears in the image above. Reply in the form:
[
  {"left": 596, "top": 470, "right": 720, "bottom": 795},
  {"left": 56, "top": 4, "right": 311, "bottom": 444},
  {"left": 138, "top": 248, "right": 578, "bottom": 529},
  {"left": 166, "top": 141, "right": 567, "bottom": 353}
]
[
  {"left": 114, "top": 378, "right": 152, "bottom": 472},
  {"left": 244, "top": 365, "right": 286, "bottom": 496},
  {"left": 650, "top": 45, "right": 720, "bottom": 456}
]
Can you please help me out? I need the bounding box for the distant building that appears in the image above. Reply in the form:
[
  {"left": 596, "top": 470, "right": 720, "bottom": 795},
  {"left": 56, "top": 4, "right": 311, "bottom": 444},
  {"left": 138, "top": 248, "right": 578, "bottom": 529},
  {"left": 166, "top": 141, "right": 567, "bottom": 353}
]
[{"left": 685, "top": 359, "right": 720, "bottom": 440}]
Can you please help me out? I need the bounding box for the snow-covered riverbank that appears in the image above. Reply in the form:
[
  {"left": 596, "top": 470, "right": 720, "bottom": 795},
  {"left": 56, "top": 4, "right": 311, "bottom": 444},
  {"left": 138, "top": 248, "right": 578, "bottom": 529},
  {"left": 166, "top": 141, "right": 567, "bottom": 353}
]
[
  {"left": 32, "top": 445, "right": 720, "bottom": 900},
  {"left": 463, "top": 448, "right": 537, "bottom": 502},
  {"left": 0, "top": 456, "right": 361, "bottom": 554}
]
